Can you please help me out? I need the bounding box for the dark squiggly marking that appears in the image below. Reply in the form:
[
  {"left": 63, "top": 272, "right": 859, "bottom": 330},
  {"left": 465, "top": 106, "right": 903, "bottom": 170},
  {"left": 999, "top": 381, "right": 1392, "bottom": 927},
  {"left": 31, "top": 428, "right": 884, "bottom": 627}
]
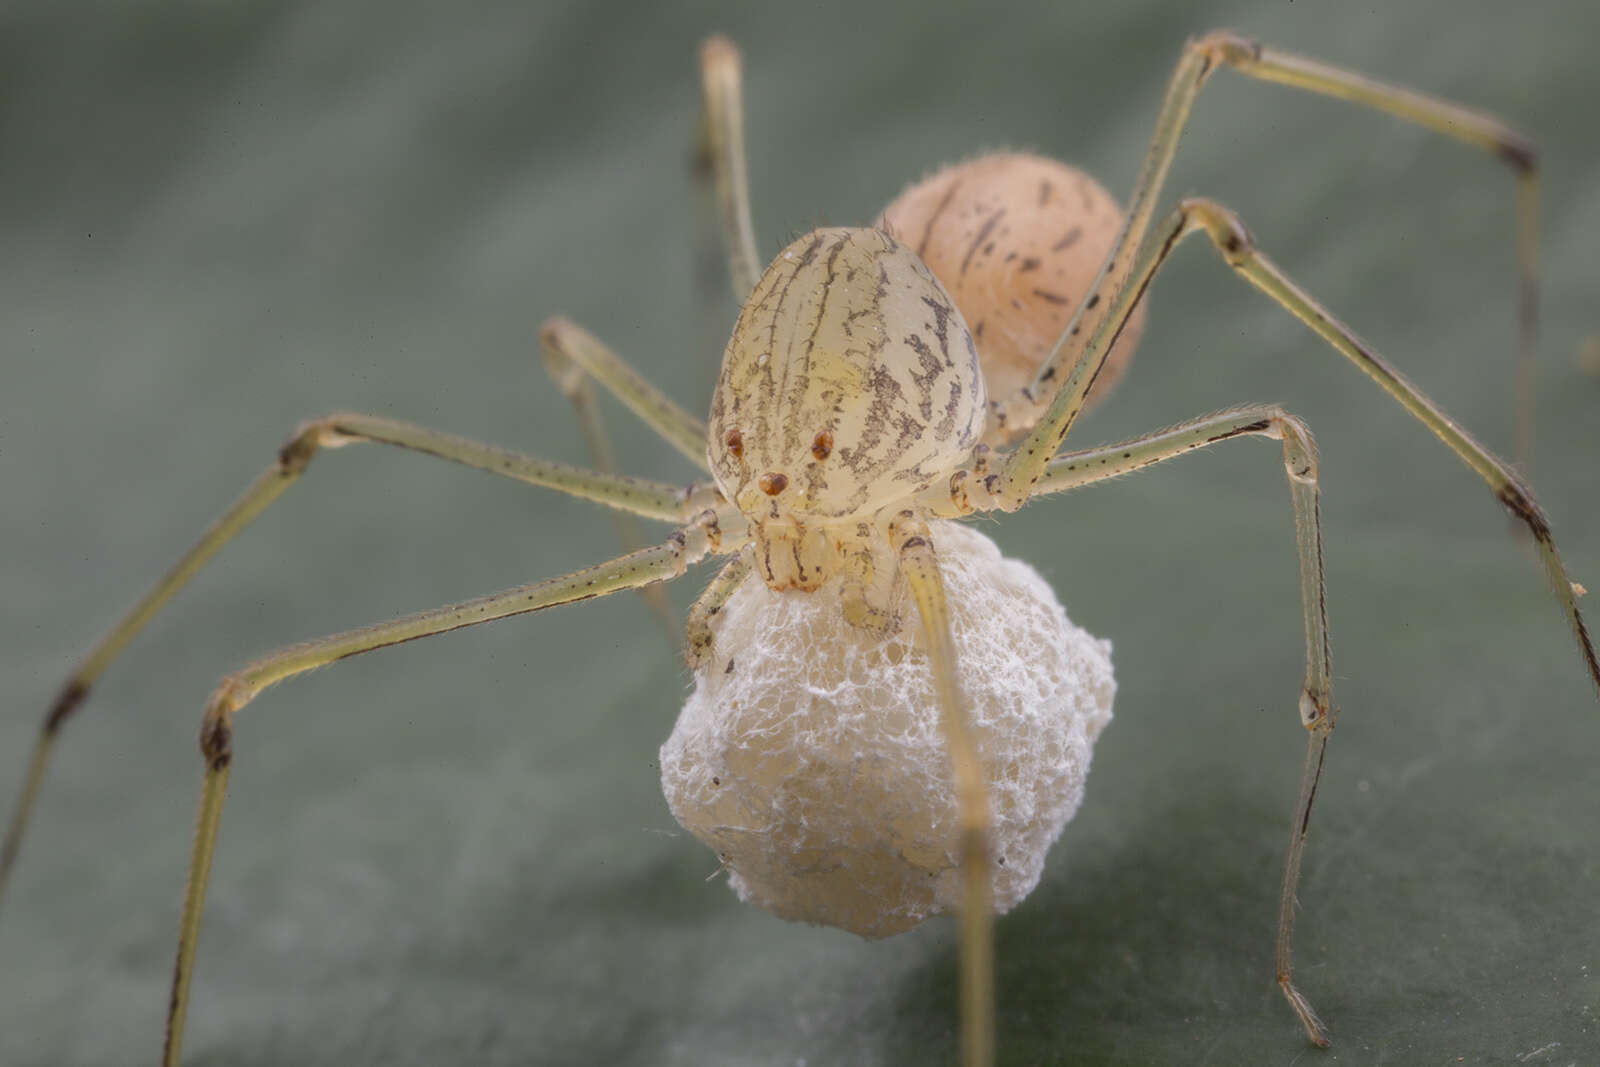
[{"left": 959, "top": 208, "right": 1006, "bottom": 279}]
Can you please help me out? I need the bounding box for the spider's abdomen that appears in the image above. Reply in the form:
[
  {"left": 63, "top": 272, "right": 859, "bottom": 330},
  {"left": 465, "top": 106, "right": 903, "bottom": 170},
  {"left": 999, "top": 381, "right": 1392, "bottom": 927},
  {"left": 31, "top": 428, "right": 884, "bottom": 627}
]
[
  {"left": 709, "top": 228, "right": 986, "bottom": 523},
  {"left": 879, "top": 153, "right": 1147, "bottom": 439}
]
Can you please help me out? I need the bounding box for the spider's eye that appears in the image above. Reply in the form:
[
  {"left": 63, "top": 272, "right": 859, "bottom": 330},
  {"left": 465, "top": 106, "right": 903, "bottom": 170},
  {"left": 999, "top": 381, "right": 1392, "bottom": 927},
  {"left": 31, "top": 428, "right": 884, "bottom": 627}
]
[
  {"left": 725, "top": 429, "right": 744, "bottom": 460},
  {"left": 758, "top": 472, "right": 787, "bottom": 496},
  {"left": 811, "top": 430, "right": 833, "bottom": 461}
]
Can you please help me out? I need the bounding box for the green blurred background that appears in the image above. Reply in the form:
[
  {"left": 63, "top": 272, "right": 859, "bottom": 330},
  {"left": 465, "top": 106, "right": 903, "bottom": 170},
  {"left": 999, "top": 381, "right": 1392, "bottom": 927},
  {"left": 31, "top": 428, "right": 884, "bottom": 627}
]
[{"left": 2, "top": 2, "right": 1596, "bottom": 1064}]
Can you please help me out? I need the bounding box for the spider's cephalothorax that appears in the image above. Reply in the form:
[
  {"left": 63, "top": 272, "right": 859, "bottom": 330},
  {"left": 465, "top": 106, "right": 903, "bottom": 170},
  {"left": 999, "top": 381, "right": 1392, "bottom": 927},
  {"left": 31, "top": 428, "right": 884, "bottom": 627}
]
[{"left": 707, "top": 227, "right": 985, "bottom": 598}]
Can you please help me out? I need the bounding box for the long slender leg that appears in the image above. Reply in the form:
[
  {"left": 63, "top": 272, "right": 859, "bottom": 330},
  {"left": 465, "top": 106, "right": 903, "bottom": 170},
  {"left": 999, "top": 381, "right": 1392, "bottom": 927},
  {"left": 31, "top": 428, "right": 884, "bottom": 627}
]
[
  {"left": 697, "top": 35, "right": 763, "bottom": 301},
  {"left": 995, "top": 196, "right": 1598, "bottom": 699},
  {"left": 541, "top": 328, "right": 680, "bottom": 638},
  {"left": 538, "top": 317, "right": 710, "bottom": 471},
  {"left": 1001, "top": 30, "right": 1540, "bottom": 476},
  {"left": 1031, "top": 404, "right": 1334, "bottom": 1042},
  {"left": 0, "top": 412, "right": 701, "bottom": 909},
  {"left": 1223, "top": 36, "right": 1541, "bottom": 468},
  {"left": 684, "top": 550, "right": 752, "bottom": 669},
  {"left": 161, "top": 522, "right": 727, "bottom": 1067},
  {"left": 890, "top": 512, "right": 994, "bottom": 1067}
]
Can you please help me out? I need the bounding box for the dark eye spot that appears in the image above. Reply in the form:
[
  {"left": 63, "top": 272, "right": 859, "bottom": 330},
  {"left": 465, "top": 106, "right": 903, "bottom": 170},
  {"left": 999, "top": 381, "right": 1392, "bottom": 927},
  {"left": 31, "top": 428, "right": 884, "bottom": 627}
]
[
  {"left": 811, "top": 430, "right": 833, "bottom": 461},
  {"left": 725, "top": 429, "right": 743, "bottom": 460},
  {"left": 758, "top": 472, "right": 788, "bottom": 496}
]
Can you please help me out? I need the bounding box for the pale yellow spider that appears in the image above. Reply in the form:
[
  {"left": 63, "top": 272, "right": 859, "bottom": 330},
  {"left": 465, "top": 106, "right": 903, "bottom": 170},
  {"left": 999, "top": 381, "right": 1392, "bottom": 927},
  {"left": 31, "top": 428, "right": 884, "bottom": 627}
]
[{"left": 2, "top": 29, "right": 1595, "bottom": 1067}]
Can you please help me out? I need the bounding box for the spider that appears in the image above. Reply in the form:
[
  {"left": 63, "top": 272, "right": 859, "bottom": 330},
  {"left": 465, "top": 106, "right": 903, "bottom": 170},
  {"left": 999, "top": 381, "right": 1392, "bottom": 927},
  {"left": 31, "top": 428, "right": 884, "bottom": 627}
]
[{"left": 2, "top": 24, "right": 1596, "bottom": 1067}]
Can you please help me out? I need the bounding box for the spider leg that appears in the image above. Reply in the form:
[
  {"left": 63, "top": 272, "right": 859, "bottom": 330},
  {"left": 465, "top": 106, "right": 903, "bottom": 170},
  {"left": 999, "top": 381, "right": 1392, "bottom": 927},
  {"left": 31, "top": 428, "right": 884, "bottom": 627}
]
[
  {"left": 696, "top": 35, "right": 763, "bottom": 301},
  {"left": 1000, "top": 30, "right": 1539, "bottom": 472},
  {"left": 995, "top": 196, "right": 1597, "bottom": 700},
  {"left": 540, "top": 324, "right": 691, "bottom": 638},
  {"left": 538, "top": 317, "right": 711, "bottom": 471},
  {"left": 0, "top": 412, "right": 711, "bottom": 910},
  {"left": 1031, "top": 404, "right": 1333, "bottom": 1044},
  {"left": 684, "top": 549, "right": 753, "bottom": 669},
  {"left": 159, "top": 520, "right": 730, "bottom": 1067},
  {"left": 1212, "top": 34, "right": 1541, "bottom": 468},
  {"left": 892, "top": 512, "right": 994, "bottom": 1067}
]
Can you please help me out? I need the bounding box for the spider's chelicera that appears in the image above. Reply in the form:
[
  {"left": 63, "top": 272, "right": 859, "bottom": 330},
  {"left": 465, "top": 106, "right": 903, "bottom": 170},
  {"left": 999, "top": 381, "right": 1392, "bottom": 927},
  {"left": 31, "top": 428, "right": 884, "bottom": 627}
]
[{"left": 3, "top": 29, "right": 1595, "bottom": 1067}]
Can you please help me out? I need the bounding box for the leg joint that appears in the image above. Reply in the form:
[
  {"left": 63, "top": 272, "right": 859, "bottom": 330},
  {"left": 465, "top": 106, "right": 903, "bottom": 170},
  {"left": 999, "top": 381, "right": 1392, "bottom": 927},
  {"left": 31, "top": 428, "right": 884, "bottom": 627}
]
[
  {"left": 199, "top": 713, "right": 233, "bottom": 772},
  {"left": 1187, "top": 29, "right": 1262, "bottom": 70},
  {"left": 276, "top": 429, "right": 318, "bottom": 474},
  {"left": 199, "top": 686, "right": 243, "bottom": 772},
  {"left": 43, "top": 679, "right": 90, "bottom": 736},
  {"left": 1273, "top": 412, "right": 1319, "bottom": 481},
  {"left": 1496, "top": 482, "right": 1553, "bottom": 544},
  {"left": 1180, "top": 197, "right": 1255, "bottom": 264},
  {"left": 1497, "top": 133, "right": 1538, "bottom": 174},
  {"left": 536, "top": 316, "right": 588, "bottom": 397},
  {"left": 277, "top": 417, "right": 338, "bottom": 474},
  {"left": 1299, "top": 689, "right": 1336, "bottom": 732},
  {"left": 887, "top": 511, "right": 932, "bottom": 554},
  {"left": 278, "top": 414, "right": 369, "bottom": 475}
]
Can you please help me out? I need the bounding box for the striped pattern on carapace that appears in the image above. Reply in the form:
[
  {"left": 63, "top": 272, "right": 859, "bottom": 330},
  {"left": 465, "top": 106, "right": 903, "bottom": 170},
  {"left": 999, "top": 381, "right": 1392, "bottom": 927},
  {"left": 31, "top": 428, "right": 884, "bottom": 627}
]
[{"left": 709, "top": 227, "right": 986, "bottom": 530}]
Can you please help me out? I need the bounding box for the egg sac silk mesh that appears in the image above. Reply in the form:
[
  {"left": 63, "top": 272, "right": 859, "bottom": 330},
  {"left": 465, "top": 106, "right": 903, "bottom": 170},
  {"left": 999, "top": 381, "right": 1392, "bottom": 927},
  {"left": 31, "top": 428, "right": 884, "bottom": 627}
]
[{"left": 661, "top": 521, "right": 1115, "bottom": 938}]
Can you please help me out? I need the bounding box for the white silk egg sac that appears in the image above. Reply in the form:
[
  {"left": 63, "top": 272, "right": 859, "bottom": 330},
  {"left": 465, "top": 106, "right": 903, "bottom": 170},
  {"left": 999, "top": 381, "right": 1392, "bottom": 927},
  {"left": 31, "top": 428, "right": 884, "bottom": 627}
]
[{"left": 660, "top": 520, "right": 1115, "bottom": 938}]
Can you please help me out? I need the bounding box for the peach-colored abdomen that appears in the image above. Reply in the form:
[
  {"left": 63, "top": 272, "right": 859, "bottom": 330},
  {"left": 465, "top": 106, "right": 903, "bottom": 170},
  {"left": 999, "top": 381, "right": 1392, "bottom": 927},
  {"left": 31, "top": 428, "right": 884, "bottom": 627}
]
[{"left": 880, "top": 152, "right": 1146, "bottom": 431}]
